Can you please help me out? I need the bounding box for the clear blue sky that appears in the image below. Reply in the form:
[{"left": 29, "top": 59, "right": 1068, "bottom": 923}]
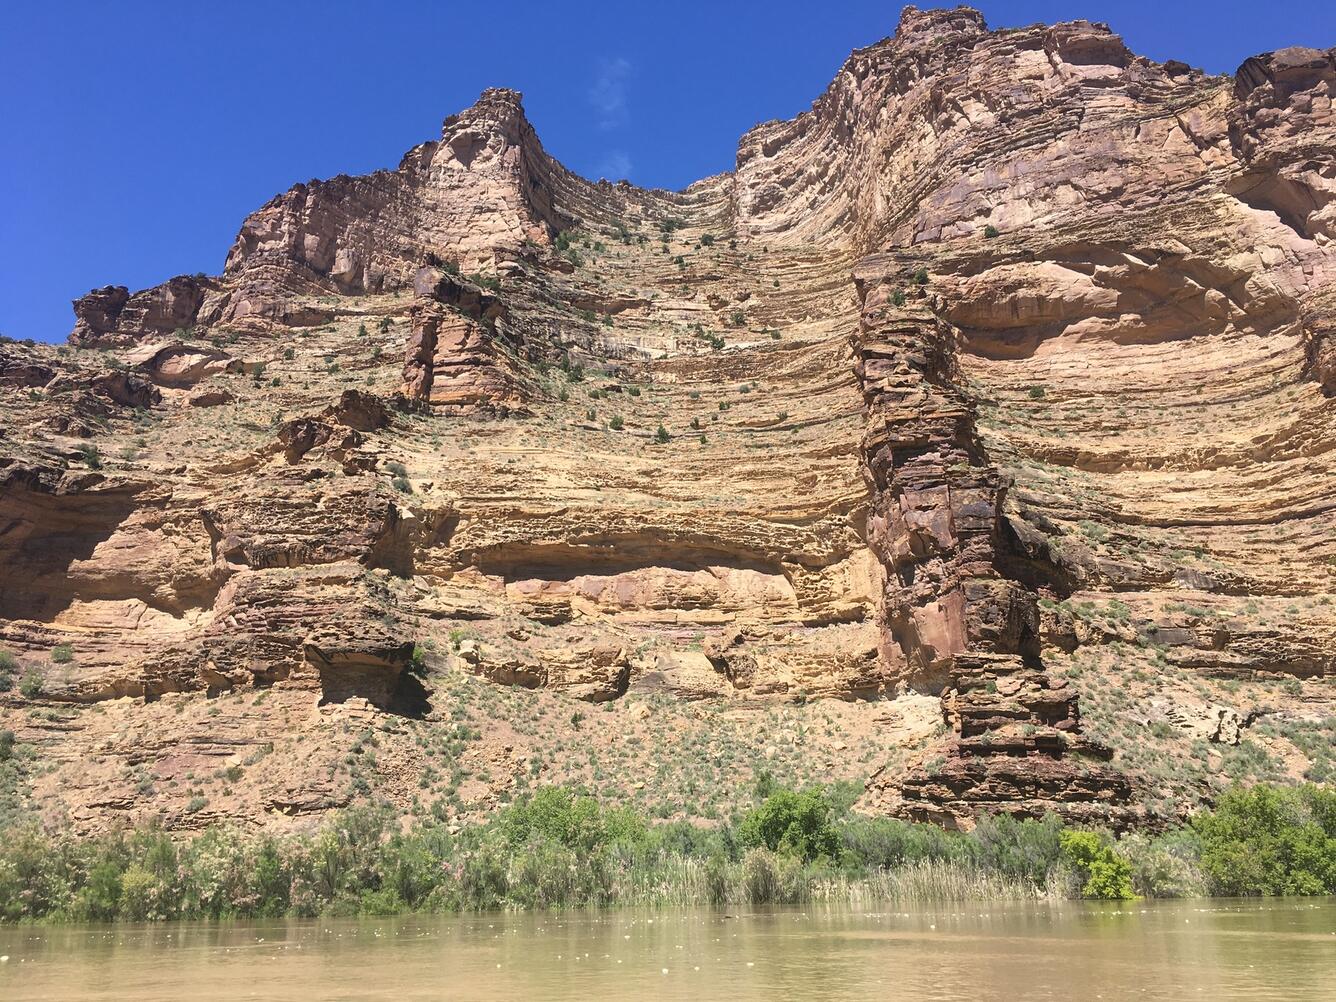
[{"left": 3, "top": 1, "right": 1333, "bottom": 343}]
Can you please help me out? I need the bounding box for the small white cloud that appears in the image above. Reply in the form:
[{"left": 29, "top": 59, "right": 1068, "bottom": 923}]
[
  {"left": 589, "top": 57, "right": 632, "bottom": 129},
  {"left": 594, "top": 151, "right": 633, "bottom": 181}
]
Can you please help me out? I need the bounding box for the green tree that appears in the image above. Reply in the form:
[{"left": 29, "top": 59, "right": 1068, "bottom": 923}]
[
  {"left": 1060, "top": 831, "right": 1135, "bottom": 899},
  {"left": 499, "top": 786, "right": 645, "bottom": 855},
  {"left": 739, "top": 788, "right": 841, "bottom": 863},
  {"left": 1191, "top": 784, "right": 1336, "bottom": 896}
]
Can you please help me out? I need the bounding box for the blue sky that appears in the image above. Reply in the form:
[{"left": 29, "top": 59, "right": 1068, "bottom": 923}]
[{"left": 3, "top": 1, "right": 1334, "bottom": 342}]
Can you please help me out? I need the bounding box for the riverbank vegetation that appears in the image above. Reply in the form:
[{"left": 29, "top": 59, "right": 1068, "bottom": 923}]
[{"left": 0, "top": 781, "right": 1331, "bottom": 922}]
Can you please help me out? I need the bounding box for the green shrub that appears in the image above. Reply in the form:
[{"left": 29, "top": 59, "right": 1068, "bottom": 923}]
[
  {"left": 839, "top": 815, "right": 966, "bottom": 871},
  {"left": 892, "top": 290, "right": 907, "bottom": 307},
  {"left": 499, "top": 787, "right": 646, "bottom": 855},
  {"left": 18, "top": 670, "right": 43, "bottom": 699},
  {"left": 1060, "top": 831, "right": 1135, "bottom": 899},
  {"left": 1191, "top": 784, "right": 1336, "bottom": 896},
  {"left": 118, "top": 865, "right": 161, "bottom": 921},
  {"left": 655, "top": 425, "right": 670, "bottom": 444},
  {"left": 972, "top": 813, "right": 1066, "bottom": 886},
  {"left": 76, "top": 444, "right": 101, "bottom": 470},
  {"left": 608, "top": 416, "right": 624, "bottom": 431},
  {"left": 0, "top": 731, "right": 14, "bottom": 762},
  {"left": 984, "top": 224, "right": 1000, "bottom": 238},
  {"left": 739, "top": 789, "right": 841, "bottom": 863},
  {"left": 72, "top": 861, "right": 123, "bottom": 921},
  {"left": 1120, "top": 830, "right": 1207, "bottom": 898},
  {"left": 51, "top": 643, "right": 74, "bottom": 663}
]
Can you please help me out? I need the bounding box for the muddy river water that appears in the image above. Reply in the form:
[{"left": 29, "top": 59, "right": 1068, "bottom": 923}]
[{"left": 0, "top": 898, "right": 1331, "bottom": 1000}]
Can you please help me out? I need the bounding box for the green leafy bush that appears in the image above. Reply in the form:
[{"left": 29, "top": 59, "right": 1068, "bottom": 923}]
[
  {"left": 972, "top": 813, "right": 1066, "bottom": 887},
  {"left": 739, "top": 789, "right": 841, "bottom": 863},
  {"left": 499, "top": 787, "right": 646, "bottom": 855},
  {"left": 18, "top": 670, "right": 43, "bottom": 699},
  {"left": 1191, "top": 784, "right": 1336, "bottom": 896},
  {"left": 838, "top": 815, "right": 966, "bottom": 872},
  {"left": 1060, "top": 831, "right": 1135, "bottom": 899},
  {"left": 1120, "top": 830, "right": 1206, "bottom": 898}
]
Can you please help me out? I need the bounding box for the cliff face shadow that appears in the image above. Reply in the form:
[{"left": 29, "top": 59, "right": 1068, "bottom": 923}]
[
  {"left": 389, "top": 671, "right": 432, "bottom": 719},
  {"left": 0, "top": 481, "right": 141, "bottom": 621}
]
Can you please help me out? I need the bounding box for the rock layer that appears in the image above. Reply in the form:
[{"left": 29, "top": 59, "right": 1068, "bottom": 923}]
[{"left": 3, "top": 6, "right": 1334, "bottom": 833}]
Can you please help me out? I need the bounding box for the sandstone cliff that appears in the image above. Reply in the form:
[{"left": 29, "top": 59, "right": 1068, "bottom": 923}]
[{"left": 2, "top": 6, "right": 1333, "bottom": 834}]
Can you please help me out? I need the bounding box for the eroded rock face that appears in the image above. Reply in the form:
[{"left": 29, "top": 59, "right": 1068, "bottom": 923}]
[
  {"left": 403, "top": 266, "right": 523, "bottom": 411},
  {"left": 4, "top": 5, "right": 1335, "bottom": 833},
  {"left": 1230, "top": 46, "right": 1336, "bottom": 240},
  {"left": 71, "top": 276, "right": 218, "bottom": 347},
  {"left": 127, "top": 342, "right": 236, "bottom": 387},
  {"left": 220, "top": 88, "right": 578, "bottom": 316},
  {"left": 0, "top": 352, "right": 55, "bottom": 388}
]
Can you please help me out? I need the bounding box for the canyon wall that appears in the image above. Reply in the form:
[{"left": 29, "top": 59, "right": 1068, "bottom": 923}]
[{"left": 2, "top": 6, "right": 1333, "bottom": 833}]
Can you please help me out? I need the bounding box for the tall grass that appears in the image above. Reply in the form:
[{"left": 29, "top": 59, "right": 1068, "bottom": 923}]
[{"left": 841, "top": 858, "right": 1045, "bottom": 905}]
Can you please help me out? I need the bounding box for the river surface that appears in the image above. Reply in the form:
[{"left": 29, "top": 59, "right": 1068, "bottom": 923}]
[{"left": 0, "top": 898, "right": 1332, "bottom": 1000}]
